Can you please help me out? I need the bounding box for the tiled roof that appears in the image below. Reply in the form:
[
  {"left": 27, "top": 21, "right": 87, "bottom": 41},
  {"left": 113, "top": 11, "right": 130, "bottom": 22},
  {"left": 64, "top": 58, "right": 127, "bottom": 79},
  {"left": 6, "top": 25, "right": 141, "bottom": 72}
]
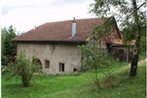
[{"left": 13, "top": 17, "right": 121, "bottom": 43}]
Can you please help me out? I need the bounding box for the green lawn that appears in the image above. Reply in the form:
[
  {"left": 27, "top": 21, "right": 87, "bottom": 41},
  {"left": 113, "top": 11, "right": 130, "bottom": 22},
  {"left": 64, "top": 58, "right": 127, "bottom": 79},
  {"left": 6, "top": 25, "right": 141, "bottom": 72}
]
[{"left": 2, "top": 61, "right": 146, "bottom": 98}]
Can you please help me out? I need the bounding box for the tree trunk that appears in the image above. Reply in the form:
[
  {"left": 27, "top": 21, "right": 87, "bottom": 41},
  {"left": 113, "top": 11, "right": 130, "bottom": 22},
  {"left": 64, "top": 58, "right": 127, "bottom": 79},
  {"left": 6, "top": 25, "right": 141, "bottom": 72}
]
[
  {"left": 94, "top": 63, "right": 101, "bottom": 88},
  {"left": 22, "top": 81, "right": 30, "bottom": 87},
  {"left": 129, "top": 52, "right": 138, "bottom": 76},
  {"left": 22, "top": 75, "right": 30, "bottom": 87},
  {"left": 129, "top": 0, "right": 140, "bottom": 77}
]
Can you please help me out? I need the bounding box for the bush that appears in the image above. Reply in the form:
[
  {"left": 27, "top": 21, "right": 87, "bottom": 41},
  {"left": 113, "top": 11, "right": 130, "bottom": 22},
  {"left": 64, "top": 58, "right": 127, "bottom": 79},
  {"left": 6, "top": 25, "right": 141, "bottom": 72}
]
[
  {"left": 16, "top": 51, "right": 41, "bottom": 87},
  {"left": 2, "top": 56, "right": 9, "bottom": 66},
  {"left": 78, "top": 43, "right": 115, "bottom": 88}
]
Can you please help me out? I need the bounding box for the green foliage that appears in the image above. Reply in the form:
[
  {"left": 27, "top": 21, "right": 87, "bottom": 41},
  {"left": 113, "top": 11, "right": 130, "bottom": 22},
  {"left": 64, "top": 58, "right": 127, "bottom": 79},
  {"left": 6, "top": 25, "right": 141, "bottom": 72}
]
[
  {"left": 2, "top": 26, "right": 17, "bottom": 66},
  {"left": 139, "top": 26, "right": 146, "bottom": 51},
  {"left": 122, "top": 21, "right": 146, "bottom": 52},
  {"left": 78, "top": 17, "right": 117, "bottom": 87},
  {"left": 15, "top": 51, "right": 41, "bottom": 87},
  {"left": 92, "top": 17, "right": 117, "bottom": 39},
  {"left": 2, "top": 61, "right": 145, "bottom": 98},
  {"left": 78, "top": 41, "right": 115, "bottom": 88},
  {"left": 79, "top": 44, "right": 113, "bottom": 69},
  {"left": 1, "top": 63, "right": 16, "bottom": 78},
  {"left": 90, "top": 0, "right": 146, "bottom": 28},
  {"left": 90, "top": 0, "right": 125, "bottom": 17},
  {"left": 140, "top": 36, "right": 146, "bottom": 51},
  {"left": 90, "top": 0, "right": 146, "bottom": 77},
  {"left": 90, "top": 0, "right": 146, "bottom": 48}
]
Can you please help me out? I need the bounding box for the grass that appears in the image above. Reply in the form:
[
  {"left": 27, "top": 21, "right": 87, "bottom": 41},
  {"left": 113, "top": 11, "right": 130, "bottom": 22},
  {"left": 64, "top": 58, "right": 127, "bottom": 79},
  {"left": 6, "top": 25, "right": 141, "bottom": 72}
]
[{"left": 2, "top": 60, "right": 146, "bottom": 98}]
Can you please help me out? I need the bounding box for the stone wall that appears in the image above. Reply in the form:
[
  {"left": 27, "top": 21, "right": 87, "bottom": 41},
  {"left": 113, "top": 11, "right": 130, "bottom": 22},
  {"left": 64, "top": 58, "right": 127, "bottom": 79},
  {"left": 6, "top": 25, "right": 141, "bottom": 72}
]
[{"left": 17, "top": 43, "right": 81, "bottom": 74}]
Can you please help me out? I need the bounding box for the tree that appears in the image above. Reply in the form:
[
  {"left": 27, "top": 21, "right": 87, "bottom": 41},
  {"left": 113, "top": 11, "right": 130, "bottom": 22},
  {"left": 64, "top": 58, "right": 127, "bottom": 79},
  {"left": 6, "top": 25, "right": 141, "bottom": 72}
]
[
  {"left": 90, "top": 0, "right": 146, "bottom": 77},
  {"left": 15, "top": 51, "right": 41, "bottom": 87},
  {"left": 79, "top": 30, "right": 113, "bottom": 88},
  {"left": 2, "top": 26, "right": 17, "bottom": 66}
]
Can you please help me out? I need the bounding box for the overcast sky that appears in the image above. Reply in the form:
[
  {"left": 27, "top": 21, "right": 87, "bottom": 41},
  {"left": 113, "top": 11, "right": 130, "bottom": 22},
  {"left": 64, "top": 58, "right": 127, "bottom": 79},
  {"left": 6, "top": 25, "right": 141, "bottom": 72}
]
[{"left": 1, "top": 0, "right": 96, "bottom": 32}]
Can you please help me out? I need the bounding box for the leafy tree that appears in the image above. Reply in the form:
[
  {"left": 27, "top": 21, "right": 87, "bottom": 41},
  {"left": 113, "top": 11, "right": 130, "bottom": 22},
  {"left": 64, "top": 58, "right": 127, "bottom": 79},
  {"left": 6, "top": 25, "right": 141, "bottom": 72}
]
[
  {"left": 2, "top": 26, "right": 17, "bottom": 66},
  {"left": 79, "top": 30, "right": 115, "bottom": 88},
  {"left": 90, "top": 0, "right": 146, "bottom": 77},
  {"left": 16, "top": 51, "right": 41, "bottom": 87}
]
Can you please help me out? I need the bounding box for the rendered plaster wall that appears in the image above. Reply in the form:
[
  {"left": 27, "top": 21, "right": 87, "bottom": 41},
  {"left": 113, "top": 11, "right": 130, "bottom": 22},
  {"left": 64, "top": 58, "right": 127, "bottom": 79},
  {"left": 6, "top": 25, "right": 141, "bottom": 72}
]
[{"left": 17, "top": 43, "right": 81, "bottom": 74}]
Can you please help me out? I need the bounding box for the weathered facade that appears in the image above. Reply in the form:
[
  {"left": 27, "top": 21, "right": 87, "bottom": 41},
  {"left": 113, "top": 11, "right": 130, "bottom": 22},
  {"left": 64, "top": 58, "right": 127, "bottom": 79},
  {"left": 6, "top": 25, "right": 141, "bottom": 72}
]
[
  {"left": 17, "top": 43, "right": 81, "bottom": 74},
  {"left": 14, "top": 17, "right": 121, "bottom": 74}
]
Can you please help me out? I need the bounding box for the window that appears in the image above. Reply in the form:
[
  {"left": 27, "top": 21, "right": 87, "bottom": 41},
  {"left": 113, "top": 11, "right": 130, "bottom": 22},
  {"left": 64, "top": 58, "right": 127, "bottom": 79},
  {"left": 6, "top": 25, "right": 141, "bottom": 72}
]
[
  {"left": 45, "top": 60, "right": 50, "bottom": 69},
  {"left": 73, "top": 68, "right": 77, "bottom": 72},
  {"left": 59, "top": 63, "right": 64, "bottom": 72}
]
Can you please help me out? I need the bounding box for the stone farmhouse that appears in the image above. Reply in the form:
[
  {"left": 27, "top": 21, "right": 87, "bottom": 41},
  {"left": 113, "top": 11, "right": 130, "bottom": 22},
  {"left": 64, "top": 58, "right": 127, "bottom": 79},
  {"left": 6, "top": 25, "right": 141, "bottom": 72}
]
[{"left": 14, "top": 17, "right": 122, "bottom": 74}]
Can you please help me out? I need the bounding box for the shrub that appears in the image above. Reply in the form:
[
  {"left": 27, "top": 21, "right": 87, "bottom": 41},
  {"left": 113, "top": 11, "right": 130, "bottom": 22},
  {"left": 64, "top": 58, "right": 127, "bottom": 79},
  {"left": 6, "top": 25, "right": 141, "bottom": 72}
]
[
  {"left": 16, "top": 51, "right": 41, "bottom": 87},
  {"left": 78, "top": 43, "right": 115, "bottom": 88}
]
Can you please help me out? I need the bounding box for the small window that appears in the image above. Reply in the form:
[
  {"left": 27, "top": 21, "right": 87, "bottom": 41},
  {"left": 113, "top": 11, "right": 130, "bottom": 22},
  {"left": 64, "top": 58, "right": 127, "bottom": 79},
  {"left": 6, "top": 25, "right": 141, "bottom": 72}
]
[
  {"left": 59, "top": 63, "right": 64, "bottom": 72},
  {"left": 73, "top": 68, "right": 77, "bottom": 72},
  {"left": 45, "top": 60, "right": 50, "bottom": 69}
]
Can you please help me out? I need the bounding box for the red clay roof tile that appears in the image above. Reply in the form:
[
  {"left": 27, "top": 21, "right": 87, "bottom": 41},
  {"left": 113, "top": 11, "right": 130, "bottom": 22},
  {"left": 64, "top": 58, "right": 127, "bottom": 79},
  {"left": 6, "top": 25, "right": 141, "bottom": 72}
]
[{"left": 14, "top": 18, "right": 120, "bottom": 43}]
